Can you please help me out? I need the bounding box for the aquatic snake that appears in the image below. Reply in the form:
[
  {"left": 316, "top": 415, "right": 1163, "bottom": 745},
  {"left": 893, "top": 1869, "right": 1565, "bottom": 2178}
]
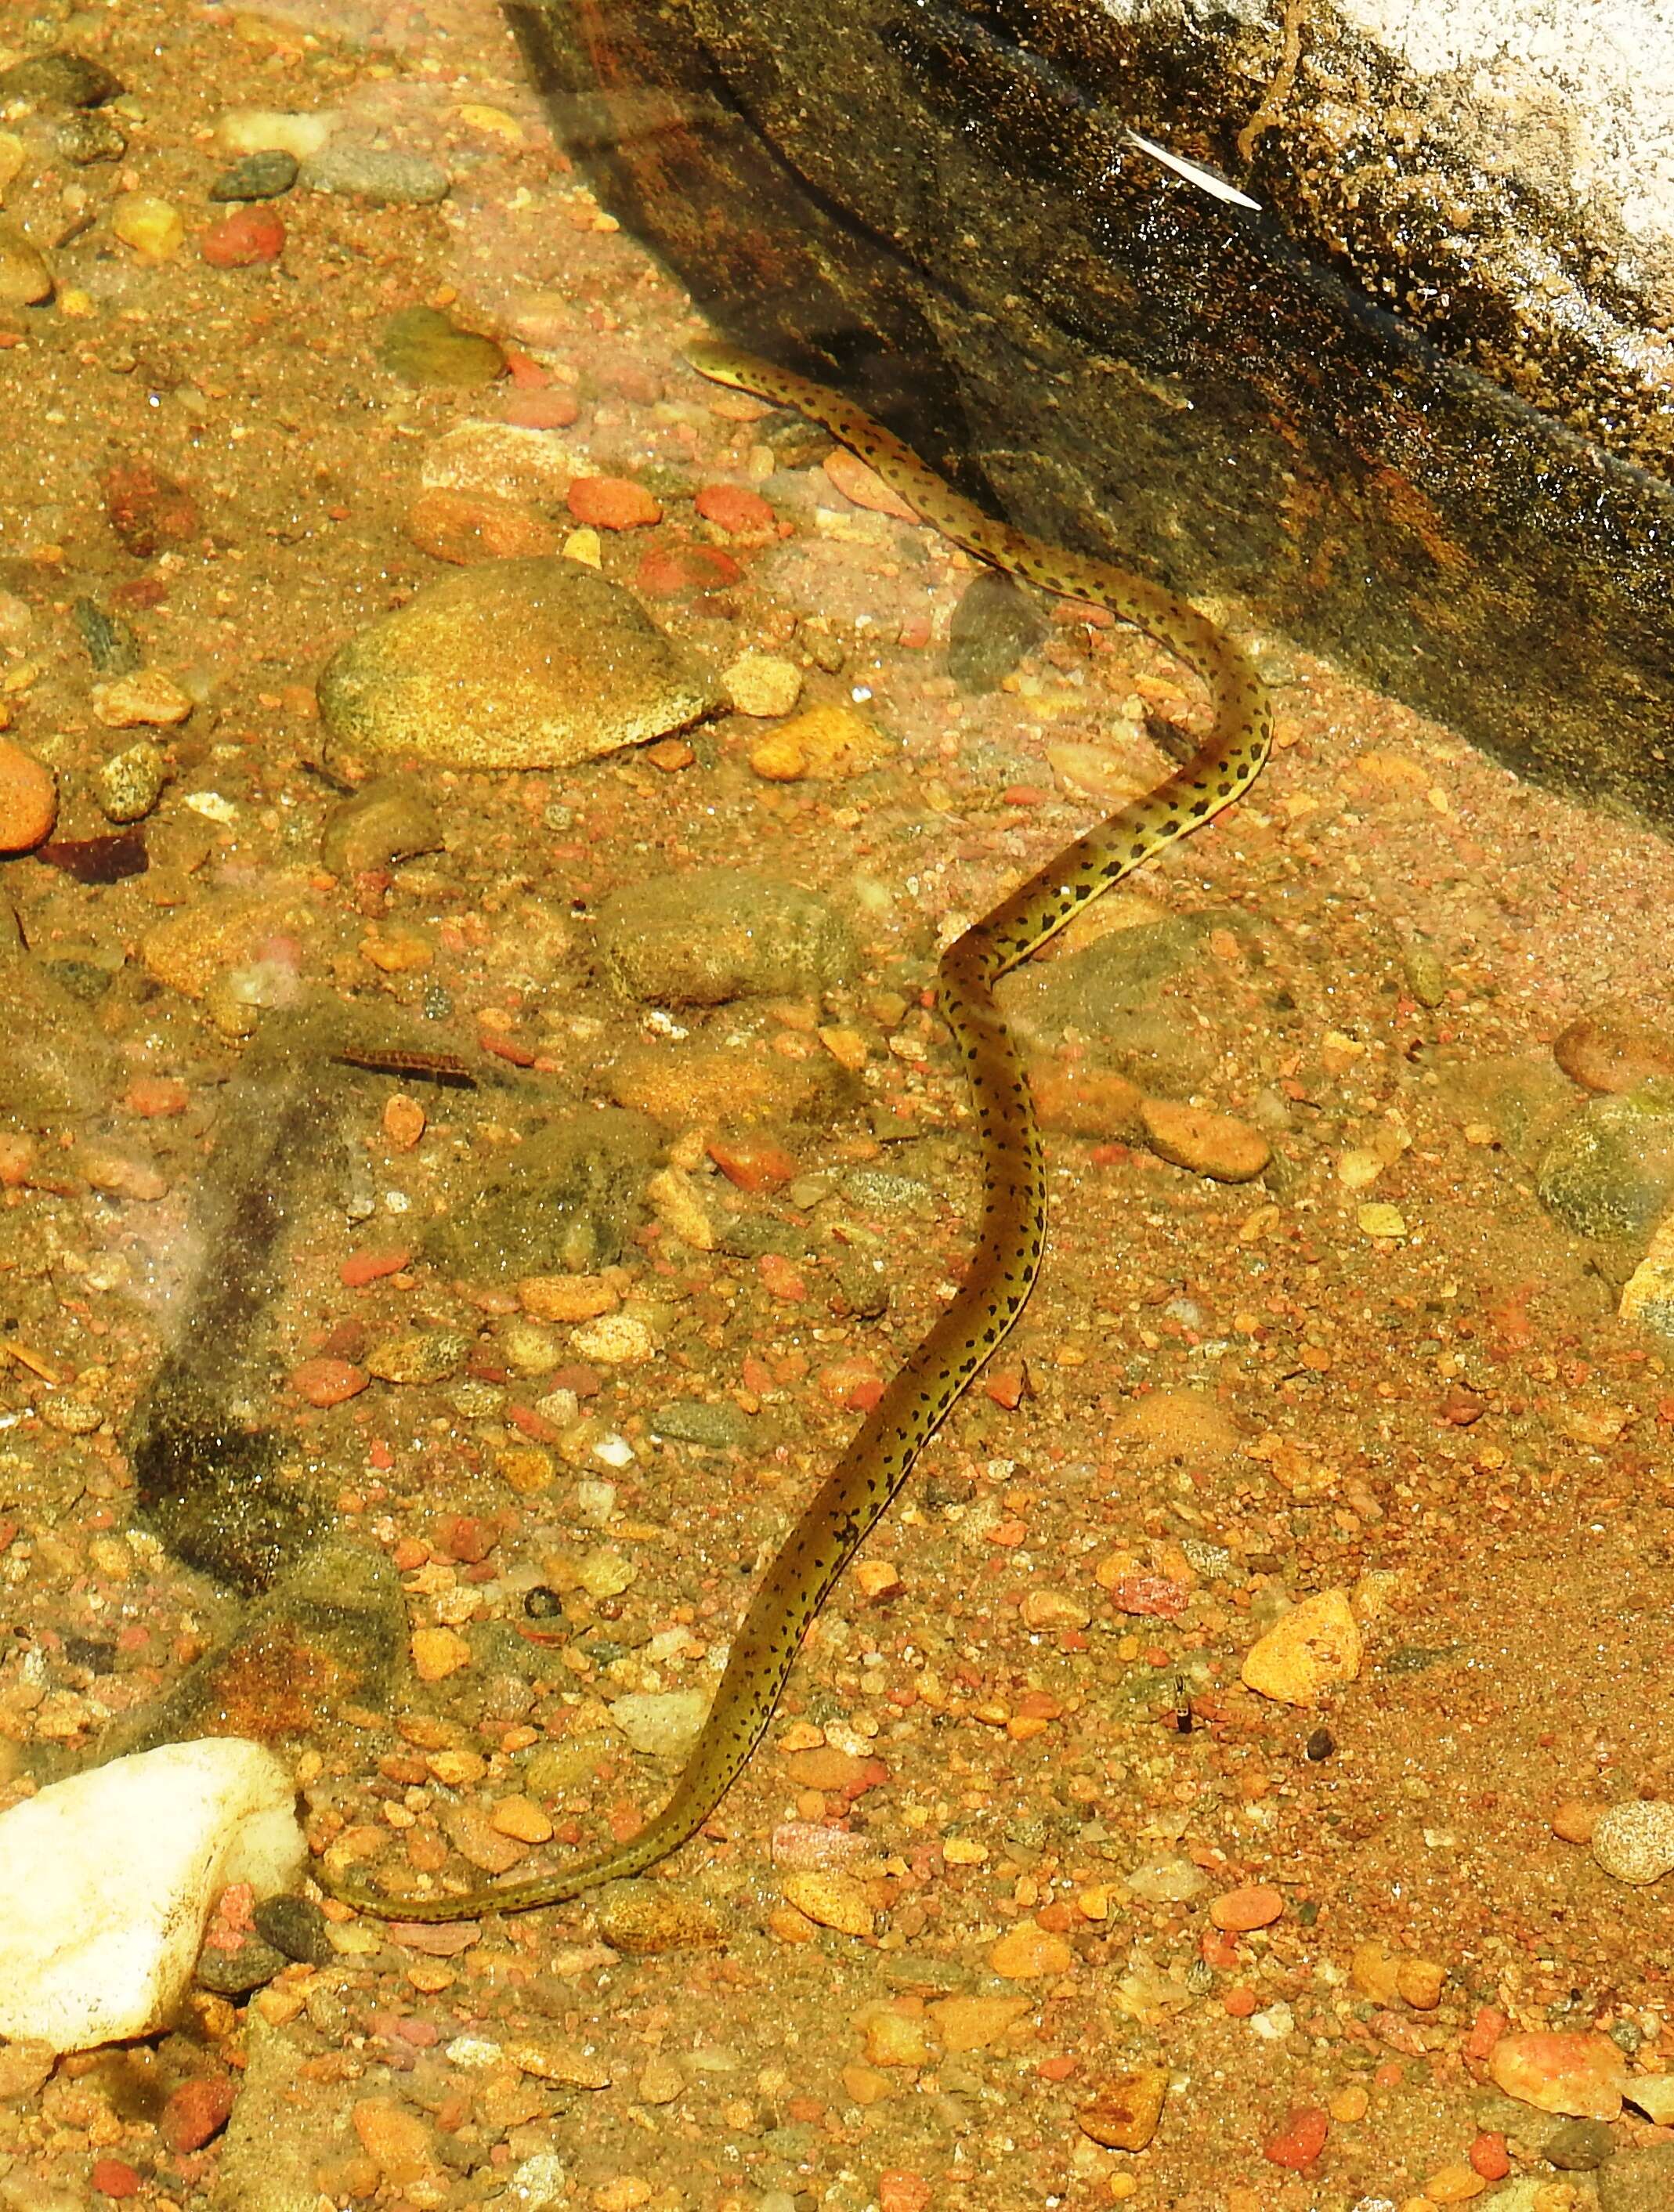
[{"left": 324, "top": 342, "right": 1272, "bottom": 1920}]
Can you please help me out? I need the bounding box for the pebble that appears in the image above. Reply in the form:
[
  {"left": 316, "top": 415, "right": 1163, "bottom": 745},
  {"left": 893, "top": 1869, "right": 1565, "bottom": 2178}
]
[
  {"left": 289, "top": 1355, "right": 367, "bottom": 1407},
  {"left": 1240, "top": 1588, "right": 1363, "bottom": 1706},
  {"left": 650, "top": 1397, "right": 754, "bottom": 1448},
  {"left": 823, "top": 444, "right": 919, "bottom": 522},
  {"left": 988, "top": 1919, "right": 1073, "bottom": 1979},
  {"left": 251, "top": 1892, "right": 334, "bottom": 1965},
  {"left": 378, "top": 303, "right": 504, "bottom": 386},
  {"left": 1589, "top": 1799, "right": 1674, "bottom": 1884},
  {"left": 1618, "top": 1211, "right": 1674, "bottom": 1341},
  {"left": 695, "top": 482, "right": 777, "bottom": 537},
  {"left": 748, "top": 703, "right": 894, "bottom": 782},
  {"left": 570, "top": 1311, "right": 656, "bottom": 1364},
  {"left": 319, "top": 776, "right": 441, "bottom": 874},
  {"left": 1210, "top": 1883, "right": 1284, "bottom": 1931},
  {"left": 721, "top": 650, "right": 803, "bottom": 716},
  {"left": 159, "top": 2075, "right": 236, "bottom": 2153},
  {"left": 91, "top": 667, "right": 193, "bottom": 727},
  {"left": 593, "top": 1883, "right": 725, "bottom": 1954},
  {"left": 1550, "top": 1798, "right": 1603, "bottom": 1844},
  {"left": 1076, "top": 2066, "right": 1169, "bottom": 2151},
  {"left": 1124, "top": 1856, "right": 1207, "bottom": 1903},
  {"left": 216, "top": 107, "right": 341, "bottom": 160},
  {"left": 1554, "top": 1010, "right": 1674, "bottom": 1094},
  {"left": 364, "top": 1327, "right": 468, "bottom": 1383},
  {"left": 607, "top": 1688, "right": 707, "bottom": 1755},
  {"left": 0, "top": 49, "right": 125, "bottom": 107},
  {"left": 200, "top": 205, "right": 285, "bottom": 267},
  {"left": 429, "top": 1109, "right": 659, "bottom": 1278},
  {"left": 320, "top": 557, "right": 715, "bottom": 771},
  {"left": 410, "top": 1625, "right": 472, "bottom": 1682},
  {"left": 566, "top": 475, "right": 662, "bottom": 529},
  {"left": 1486, "top": 2030, "right": 1626, "bottom": 2119},
  {"left": 0, "top": 1740, "right": 303, "bottom": 2049},
  {"left": 1537, "top": 1090, "right": 1674, "bottom": 1242},
  {"left": 1263, "top": 2106, "right": 1330, "bottom": 2170},
  {"left": 597, "top": 866, "right": 855, "bottom": 1002},
  {"left": 1140, "top": 1097, "right": 1271, "bottom": 1182},
  {"left": 195, "top": 1932, "right": 287, "bottom": 1995},
  {"left": 946, "top": 570, "right": 1050, "bottom": 692},
  {"left": 351, "top": 2097, "right": 439, "bottom": 2188},
  {"left": 102, "top": 458, "right": 199, "bottom": 555},
  {"left": 56, "top": 109, "right": 125, "bottom": 163},
  {"left": 111, "top": 192, "right": 186, "bottom": 262},
  {"left": 405, "top": 486, "right": 559, "bottom": 563},
  {"left": 0, "top": 739, "right": 58, "bottom": 852},
  {"left": 94, "top": 738, "right": 167, "bottom": 822},
  {"left": 208, "top": 148, "right": 298, "bottom": 200},
  {"left": 635, "top": 543, "right": 743, "bottom": 596},
  {"left": 0, "top": 219, "right": 53, "bottom": 307},
  {"left": 301, "top": 143, "right": 450, "bottom": 203},
  {"left": 780, "top": 1870, "right": 874, "bottom": 1938},
  {"left": 1543, "top": 2116, "right": 1615, "bottom": 2170}
]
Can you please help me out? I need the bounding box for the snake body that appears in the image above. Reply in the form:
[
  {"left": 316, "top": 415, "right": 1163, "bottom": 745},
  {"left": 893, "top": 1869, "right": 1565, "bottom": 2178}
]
[{"left": 325, "top": 344, "right": 1271, "bottom": 1921}]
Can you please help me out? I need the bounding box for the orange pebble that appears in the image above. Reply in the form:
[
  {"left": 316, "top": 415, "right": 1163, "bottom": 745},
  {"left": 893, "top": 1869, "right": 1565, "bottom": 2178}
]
[{"left": 1209, "top": 1884, "right": 1285, "bottom": 1932}]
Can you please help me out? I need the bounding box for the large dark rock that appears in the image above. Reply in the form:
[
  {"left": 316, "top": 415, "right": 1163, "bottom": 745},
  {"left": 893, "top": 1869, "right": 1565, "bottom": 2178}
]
[{"left": 507, "top": 0, "right": 1674, "bottom": 827}]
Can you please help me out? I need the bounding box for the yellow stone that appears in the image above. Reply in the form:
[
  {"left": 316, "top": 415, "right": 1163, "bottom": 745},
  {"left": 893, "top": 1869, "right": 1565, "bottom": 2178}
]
[
  {"left": 749, "top": 704, "right": 893, "bottom": 783},
  {"left": 780, "top": 1870, "right": 873, "bottom": 1938},
  {"left": 518, "top": 1274, "right": 619, "bottom": 1321},
  {"left": 1076, "top": 2064, "right": 1169, "bottom": 2151},
  {"left": 925, "top": 1993, "right": 1031, "bottom": 2051},
  {"left": 410, "top": 1625, "right": 472, "bottom": 1682},
  {"left": 1358, "top": 1202, "right": 1408, "bottom": 1238},
  {"left": 1424, "top": 2164, "right": 1487, "bottom": 2203},
  {"left": 90, "top": 668, "right": 193, "bottom": 728},
  {"left": 569, "top": 1313, "right": 655, "bottom": 1364},
  {"left": 1329, "top": 2083, "right": 1369, "bottom": 2122},
  {"left": 495, "top": 1444, "right": 554, "bottom": 1495},
  {"left": 1397, "top": 1956, "right": 1447, "bottom": 2009},
  {"left": 721, "top": 651, "right": 802, "bottom": 717},
  {"left": 425, "top": 1748, "right": 486, "bottom": 1788},
  {"left": 645, "top": 1165, "right": 714, "bottom": 1249},
  {"left": 857, "top": 2005, "right": 934, "bottom": 2068},
  {"left": 1240, "top": 1588, "right": 1362, "bottom": 1707},
  {"left": 490, "top": 1795, "right": 554, "bottom": 1844},
  {"left": 988, "top": 1920, "right": 1074, "bottom": 1979},
  {"left": 112, "top": 193, "right": 186, "bottom": 262}
]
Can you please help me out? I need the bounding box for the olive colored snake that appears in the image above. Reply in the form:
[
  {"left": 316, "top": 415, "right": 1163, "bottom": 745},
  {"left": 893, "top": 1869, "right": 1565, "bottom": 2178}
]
[{"left": 324, "top": 343, "right": 1271, "bottom": 1921}]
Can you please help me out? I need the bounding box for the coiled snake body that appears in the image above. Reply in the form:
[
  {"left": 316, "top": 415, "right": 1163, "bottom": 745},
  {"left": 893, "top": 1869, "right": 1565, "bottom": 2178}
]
[{"left": 326, "top": 344, "right": 1272, "bottom": 1920}]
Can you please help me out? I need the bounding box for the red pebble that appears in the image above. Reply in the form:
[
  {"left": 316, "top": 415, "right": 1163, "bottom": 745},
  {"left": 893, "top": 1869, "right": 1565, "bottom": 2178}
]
[
  {"left": 879, "top": 2174, "right": 931, "bottom": 2212},
  {"left": 1470, "top": 2132, "right": 1511, "bottom": 2180},
  {"left": 757, "top": 1252, "right": 807, "bottom": 1301},
  {"left": 982, "top": 1365, "right": 1025, "bottom": 1409},
  {"left": 91, "top": 2161, "right": 142, "bottom": 2199},
  {"left": 340, "top": 1246, "right": 413, "bottom": 1288},
  {"left": 1108, "top": 1574, "right": 1190, "bottom": 1618},
  {"left": 200, "top": 206, "right": 285, "bottom": 267},
  {"left": 694, "top": 482, "right": 776, "bottom": 535},
  {"left": 289, "top": 1356, "right": 367, "bottom": 1408},
  {"left": 634, "top": 544, "right": 743, "bottom": 595},
  {"left": 0, "top": 738, "right": 59, "bottom": 855},
  {"left": 1263, "top": 2106, "right": 1329, "bottom": 2170},
  {"left": 160, "top": 2073, "right": 236, "bottom": 2152},
  {"left": 437, "top": 1513, "right": 497, "bottom": 1564},
  {"left": 101, "top": 458, "right": 199, "bottom": 556},
  {"left": 708, "top": 1136, "right": 797, "bottom": 1191},
  {"left": 566, "top": 475, "right": 661, "bottom": 529},
  {"left": 1463, "top": 2005, "right": 1509, "bottom": 2062}
]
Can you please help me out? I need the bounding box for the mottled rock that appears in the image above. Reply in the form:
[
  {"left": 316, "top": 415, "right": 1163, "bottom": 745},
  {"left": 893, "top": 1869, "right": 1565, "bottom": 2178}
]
[
  {"left": 1589, "top": 1798, "right": 1674, "bottom": 1885},
  {"left": 0, "top": 219, "right": 52, "bottom": 308},
  {"left": 0, "top": 49, "right": 124, "bottom": 107},
  {"left": 195, "top": 1933, "right": 287, "bottom": 1996},
  {"left": 428, "top": 1109, "right": 660, "bottom": 1279},
  {"left": 607, "top": 1688, "right": 707, "bottom": 1757},
  {"left": 946, "top": 569, "right": 1049, "bottom": 692},
  {"left": 1537, "top": 1087, "right": 1674, "bottom": 1242},
  {"left": 1542, "top": 2116, "right": 1614, "bottom": 2170},
  {"left": 251, "top": 1892, "right": 334, "bottom": 1965},
  {"left": 1077, "top": 2065, "right": 1169, "bottom": 2151},
  {"left": 208, "top": 149, "right": 298, "bottom": 201},
  {"left": 302, "top": 143, "right": 449, "bottom": 204},
  {"left": 597, "top": 868, "right": 855, "bottom": 1003},
  {"left": 55, "top": 106, "right": 125, "bottom": 161},
  {"left": 649, "top": 1398, "right": 754, "bottom": 1448},
  {"left": 319, "top": 558, "right": 715, "bottom": 771},
  {"left": 319, "top": 776, "right": 442, "bottom": 875},
  {"left": 376, "top": 304, "right": 502, "bottom": 387},
  {"left": 95, "top": 740, "right": 167, "bottom": 823}
]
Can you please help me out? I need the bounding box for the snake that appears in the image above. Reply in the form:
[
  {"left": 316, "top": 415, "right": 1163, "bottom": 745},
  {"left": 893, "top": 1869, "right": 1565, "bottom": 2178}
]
[{"left": 323, "top": 342, "right": 1272, "bottom": 1921}]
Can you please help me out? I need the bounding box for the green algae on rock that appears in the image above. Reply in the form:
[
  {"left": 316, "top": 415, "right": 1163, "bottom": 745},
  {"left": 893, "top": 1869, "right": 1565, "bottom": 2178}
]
[{"left": 317, "top": 556, "right": 717, "bottom": 771}]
